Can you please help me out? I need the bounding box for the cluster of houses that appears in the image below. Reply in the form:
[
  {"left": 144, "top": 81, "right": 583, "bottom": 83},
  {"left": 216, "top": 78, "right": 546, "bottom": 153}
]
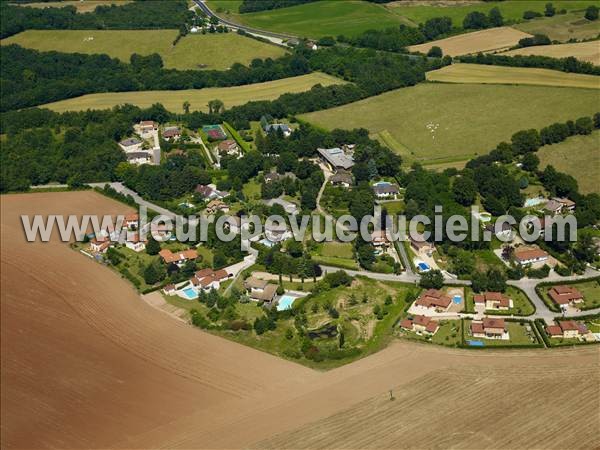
[
  {"left": 89, "top": 214, "right": 147, "bottom": 254},
  {"left": 118, "top": 121, "right": 162, "bottom": 166}
]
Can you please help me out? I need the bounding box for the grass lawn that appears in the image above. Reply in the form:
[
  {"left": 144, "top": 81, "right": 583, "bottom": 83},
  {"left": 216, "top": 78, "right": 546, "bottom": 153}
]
[
  {"left": 502, "top": 40, "right": 600, "bottom": 65},
  {"left": 513, "top": 11, "right": 600, "bottom": 42},
  {"left": 379, "top": 200, "right": 405, "bottom": 216},
  {"left": 312, "top": 241, "right": 358, "bottom": 270},
  {"left": 465, "top": 320, "right": 540, "bottom": 346},
  {"left": 386, "top": 1, "right": 598, "bottom": 26},
  {"left": 17, "top": 0, "right": 131, "bottom": 13},
  {"left": 464, "top": 287, "right": 535, "bottom": 316},
  {"left": 427, "top": 63, "right": 600, "bottom": 90},
  {"left": 300, "top": 83, "right": 599, "bottom": 166},
  {"left": 538, "top": 130, "right": 600, "bottom": 195},
  {"left": 40, "top": 72, "right": 346, "bottom": 113},
  {"left": 401, "top": 320, "right": 462, "bottom": 347},
  {"left": 242, "top": 178, "right": 261, "bottom": 200},
  {"left": 208, "top": 0, "right": 410, "bottom": 38},
  {"left": 2, "top": 30, "right": 287, "bottom": 70},
  {"left": 195, "top": 245, "right": 214, "bottom": 266}
]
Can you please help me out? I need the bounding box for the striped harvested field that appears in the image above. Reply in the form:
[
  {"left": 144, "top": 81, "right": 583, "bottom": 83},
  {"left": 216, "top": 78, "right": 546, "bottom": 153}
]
[{"left": 503, "top": 40, "right": 600, "bottom": 66}]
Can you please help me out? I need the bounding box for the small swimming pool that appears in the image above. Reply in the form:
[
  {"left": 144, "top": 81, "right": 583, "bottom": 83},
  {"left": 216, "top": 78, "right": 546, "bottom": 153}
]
[
  {"left": 259, "top": 238, "right": 276, "bottom": 248},
  {"left": 277, "top": 295, "right": 297, "bottom": 311},
  {"left": 523, "top": 197, "right": 545, "bottom": 208},
  {"left": 453, "top": 295, "right": 462, "bottom": 305},
  {"left": 417, "top": 261, "right": 430, "bottom": 272},
  {"left": 181, "top": 287, "right": 198, "bottom": 300},
  {"left": 467, "top": 340, "right": 485, "bottom": 347}
]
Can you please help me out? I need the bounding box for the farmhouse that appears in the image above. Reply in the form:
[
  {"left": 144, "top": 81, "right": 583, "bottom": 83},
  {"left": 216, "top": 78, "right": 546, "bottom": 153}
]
[
  {"left": 330, "top": 170, "right": 353, "bottom": 188},
  {"left": 400, "top": 315, "right": 439, "bottom": 335},
  {"left": 546, "top": 320, "right": 589, "bottom": 339},
  {"left": 126, "top": 151, "right": 152, "bottom": 165},
  {"left": 125, "top": 233, "right": 146, "bottom": 253},
  {"left": 191, "top": 268, "right": 231, "bottom": 292},
  {"left": 415, "top": 289, "right": 452, "bottom": 311},
  {"left": 470, "top": 318, "right": 509, "bottom": 340},
  {"left": 317, "top": 147, "right": 354, "bottom": 171},
  {"left": 195, "top": 184, "right": 228, "bottom": 201},
  {"left": 90, "top": 237, "right": 111, "bottom": 254},
  {"left": 124, "top": 214, "right": 139, "bottom": 229},
  {"left": 158, "top": 248, "right": 198, "bottom": 266},
  {"left": 118, "top": 137, "right": 142, "bottom": 153},
  {"left": 244, "top": 277, "right": 278, "bottom": 303},
  {"left": 547, "top": 285, "right": 584, "bottom": 307},
  {"left": 371, "top": 230, "right": 389, "bottom": 248},
  {"left": 137, "top": 120, "right": 158, "bottom": 137},
  {"left": 264, "top": 123, "right": 292, "bottom": 137},
  {"left": 205, "top": 199, "right": 230, "bottom": 215},
  {"left": 372, "top": 181, "right": 400, "bottom": 199},
  {"left": 218, "top": 139, "right": 239, "bottom": 155},
  {"left": 514, "top": 247, "right": 549, "bottom": 265},
  {"left": 162, "top": 126, "right": 181, "bottom": 141},
  {"left": 473, "top": 292, "right": 513, "bottom": 310}
]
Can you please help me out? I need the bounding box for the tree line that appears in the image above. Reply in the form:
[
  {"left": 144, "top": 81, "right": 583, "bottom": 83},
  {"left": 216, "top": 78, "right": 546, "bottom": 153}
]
[
  {"left": 1, "top": 0, "right": 193, "bottom": 38},
  {"left": 459, "top": 53, "right": 600, "bottom": 76}
]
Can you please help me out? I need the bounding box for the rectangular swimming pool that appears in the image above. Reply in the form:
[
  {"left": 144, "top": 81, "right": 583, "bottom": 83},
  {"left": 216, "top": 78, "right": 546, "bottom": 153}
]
[
  {"left": 277, "top": 295, "right": 296, "bottom": 311},
  {"left": 417, "top": 262, "right": 430, "bottom": 271},
  {"left": 182, "top": 287, "right": 198, "bottom": 300}
]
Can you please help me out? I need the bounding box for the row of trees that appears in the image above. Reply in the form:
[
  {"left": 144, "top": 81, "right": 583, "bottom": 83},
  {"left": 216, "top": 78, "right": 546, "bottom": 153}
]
[
  {"left": 238, "top": 0, "right": 316, "bottom": 13},
  {"left": 459, "top": 53, "right": 600, "bottom": 76},
  {"left": 1, "top": 1, "right": 193, "bottom": 38}
]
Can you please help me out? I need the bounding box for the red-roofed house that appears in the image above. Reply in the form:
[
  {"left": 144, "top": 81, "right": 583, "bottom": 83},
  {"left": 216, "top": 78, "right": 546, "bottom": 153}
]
[
  {"left": 514, "top": 247, "right": 549, "bottom": 265},
  {"left": 470, "top": 318, "right": 509, "bottom": 340},
  {"left": 415, "top": 289, "right": 452, "bottom": 311},
  {"left": 191, "top": 268, "right": 231, "bottom": 291},
  {"left": 124, "top": 213, "right": 139, "bottom": 229},
  {"left": 473, "top": 292, "right": 513, "bottom": 310},
  {"left": 547, "top": 285, "right": 584, "bottom": 307},
  {"left": 400, "top": 315, "right": 439, "bottom": 335},
  {"left": 125, "top": 233, "right": 147, "bottom": 252},
  {"left": 90, "top": 237, "right": 111, "bottom": 254},
  {"left": 546, "top": 320, "right": 589, "bottom": 339},
  {"left": 159, "top": 248, "right": 198, "bottom": 266}
]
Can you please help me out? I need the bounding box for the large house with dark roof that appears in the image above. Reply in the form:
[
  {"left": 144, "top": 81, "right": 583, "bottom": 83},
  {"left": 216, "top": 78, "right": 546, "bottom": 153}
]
[{"left": 317, "top": 147, "right": 354, "bottom": 171}]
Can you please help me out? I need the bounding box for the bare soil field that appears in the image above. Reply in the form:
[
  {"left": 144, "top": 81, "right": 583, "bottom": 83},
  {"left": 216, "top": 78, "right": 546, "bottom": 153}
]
[
  {"left": 503, "top": 40, "right": 600, "bottom": 65},
  {"left": 2, "top": 191, "right": 599, "bottom": 449},
  {"left": 427, "top": 63, "right": 600, "bottom": 89},
  {"left": 408, "top": 26, "right": 532, "bottom": 56}
]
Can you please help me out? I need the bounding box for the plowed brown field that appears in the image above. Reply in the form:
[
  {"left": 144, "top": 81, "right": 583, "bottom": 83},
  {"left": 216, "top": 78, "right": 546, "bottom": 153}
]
[{"left": 2, "top": 191, "right": 599, "bottom": 449}]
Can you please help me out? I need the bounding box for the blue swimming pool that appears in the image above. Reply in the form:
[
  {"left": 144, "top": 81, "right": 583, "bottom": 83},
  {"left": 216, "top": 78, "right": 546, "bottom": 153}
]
[
  {"left": 453, "top": 295, "right": 462, "bottom": 305},
  {"left": 182, "top": 287, "right": 198, "bottom": 300},
  {"left": 259, "top": 238, "right": 276, "bottom": 248},
  {"left": 417, "top": 262, "right": 430, "bottom": 271},
  {"left": 277, "top": 295, "right": 296, "bottom": 311},
  {"left": 467, "top": 340, "right": 485, "bottom": 347}
]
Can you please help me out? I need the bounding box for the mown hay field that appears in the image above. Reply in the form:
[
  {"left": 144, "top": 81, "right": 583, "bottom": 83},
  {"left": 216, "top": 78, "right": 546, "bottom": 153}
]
[
  {"left": 502, "top": 40, "right": 600, "bottom": 65},
  {"left": 427, "top": 63, "right": 600, "bottom": 89},
  {"left": 300, "top": 83, "right": 599, "bottom": 165},
  {"left": 538, "top": 130, "right": 600, "bottom": 194},
  {"left": 514, "top": 11, "right": 600, "bottom": 42},
  {"left": 40, "top": 72, "right": 345, "bottom": 113},
  {"left": 1, "top": 29, "right": 287, "bottom": 71},
  {"left": 408, "top": 26, "right": 531, "bottom": 56},
  {"left": 16, "top": 0, "right": 131, "bottom": 13}
]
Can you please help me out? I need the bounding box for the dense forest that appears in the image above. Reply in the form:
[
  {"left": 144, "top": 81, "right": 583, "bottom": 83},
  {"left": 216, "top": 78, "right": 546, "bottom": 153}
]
[{"left": 0, "top": 0, "right": 193, "bottom": 38}]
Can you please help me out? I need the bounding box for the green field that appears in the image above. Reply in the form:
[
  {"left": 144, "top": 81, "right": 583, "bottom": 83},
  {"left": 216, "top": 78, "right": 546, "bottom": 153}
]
[
  {"left": 538, "top": 131, "right": 600, "bottom": 194},
  {"left": 386, "top": 1, "right": 598, "bottom": 26},
  {"left": 40, "top": 72, "right": 345, "bottom": 113},
  {"left": 312, "top": 242, "right": 358, "bottom": 270},
  {"left": 300, "top": 83, "right": 599, "bottom": 165},
  {"left": 208, "top": 0, "right": 409, "bottom": 38},
  {"left": 427, "top": 63, "right": 600, "bottom": 90},
  {"left": 1, "top": 29, "right": 287, "bottom": 70},
  {"left": 514, "top": 10, "right": 600, "bottom": 41}
]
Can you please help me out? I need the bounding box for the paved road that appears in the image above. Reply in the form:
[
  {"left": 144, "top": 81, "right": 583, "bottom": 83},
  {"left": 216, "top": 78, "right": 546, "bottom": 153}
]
[{"left": 193, "top": 0, "right": 297, "bottom": 44}]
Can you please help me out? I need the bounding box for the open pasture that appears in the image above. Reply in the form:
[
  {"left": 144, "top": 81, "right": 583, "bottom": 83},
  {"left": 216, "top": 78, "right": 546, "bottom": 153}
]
[
  {"left": 538, "top": 130, "right": 600, "bottom": 194},
  {"left": 514, "top": 11, "right": 600, "bottom": 42},
  {"left": 208, "top": 0, "right": 409, "bottom": 38},
  {"left": 386, "top": 1, "right": 598, "bottom": 26},
  {"left": 408, "top": 26, "right": 531, "bottom": 56},
  {"left": 502, "top": 40, "right": 600, "bottom": 65},
  {"left": 427, "top": 63, "right": 600, "bottom": 89},
  {"left": 1, "top": 29, "right": 287, "bottom": 71},
  {"left": 40, "top": 72, "right": 345, "bottom": 113},
  {"left": 300, "top": 83, "right": 599, "bottom": 165}
]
